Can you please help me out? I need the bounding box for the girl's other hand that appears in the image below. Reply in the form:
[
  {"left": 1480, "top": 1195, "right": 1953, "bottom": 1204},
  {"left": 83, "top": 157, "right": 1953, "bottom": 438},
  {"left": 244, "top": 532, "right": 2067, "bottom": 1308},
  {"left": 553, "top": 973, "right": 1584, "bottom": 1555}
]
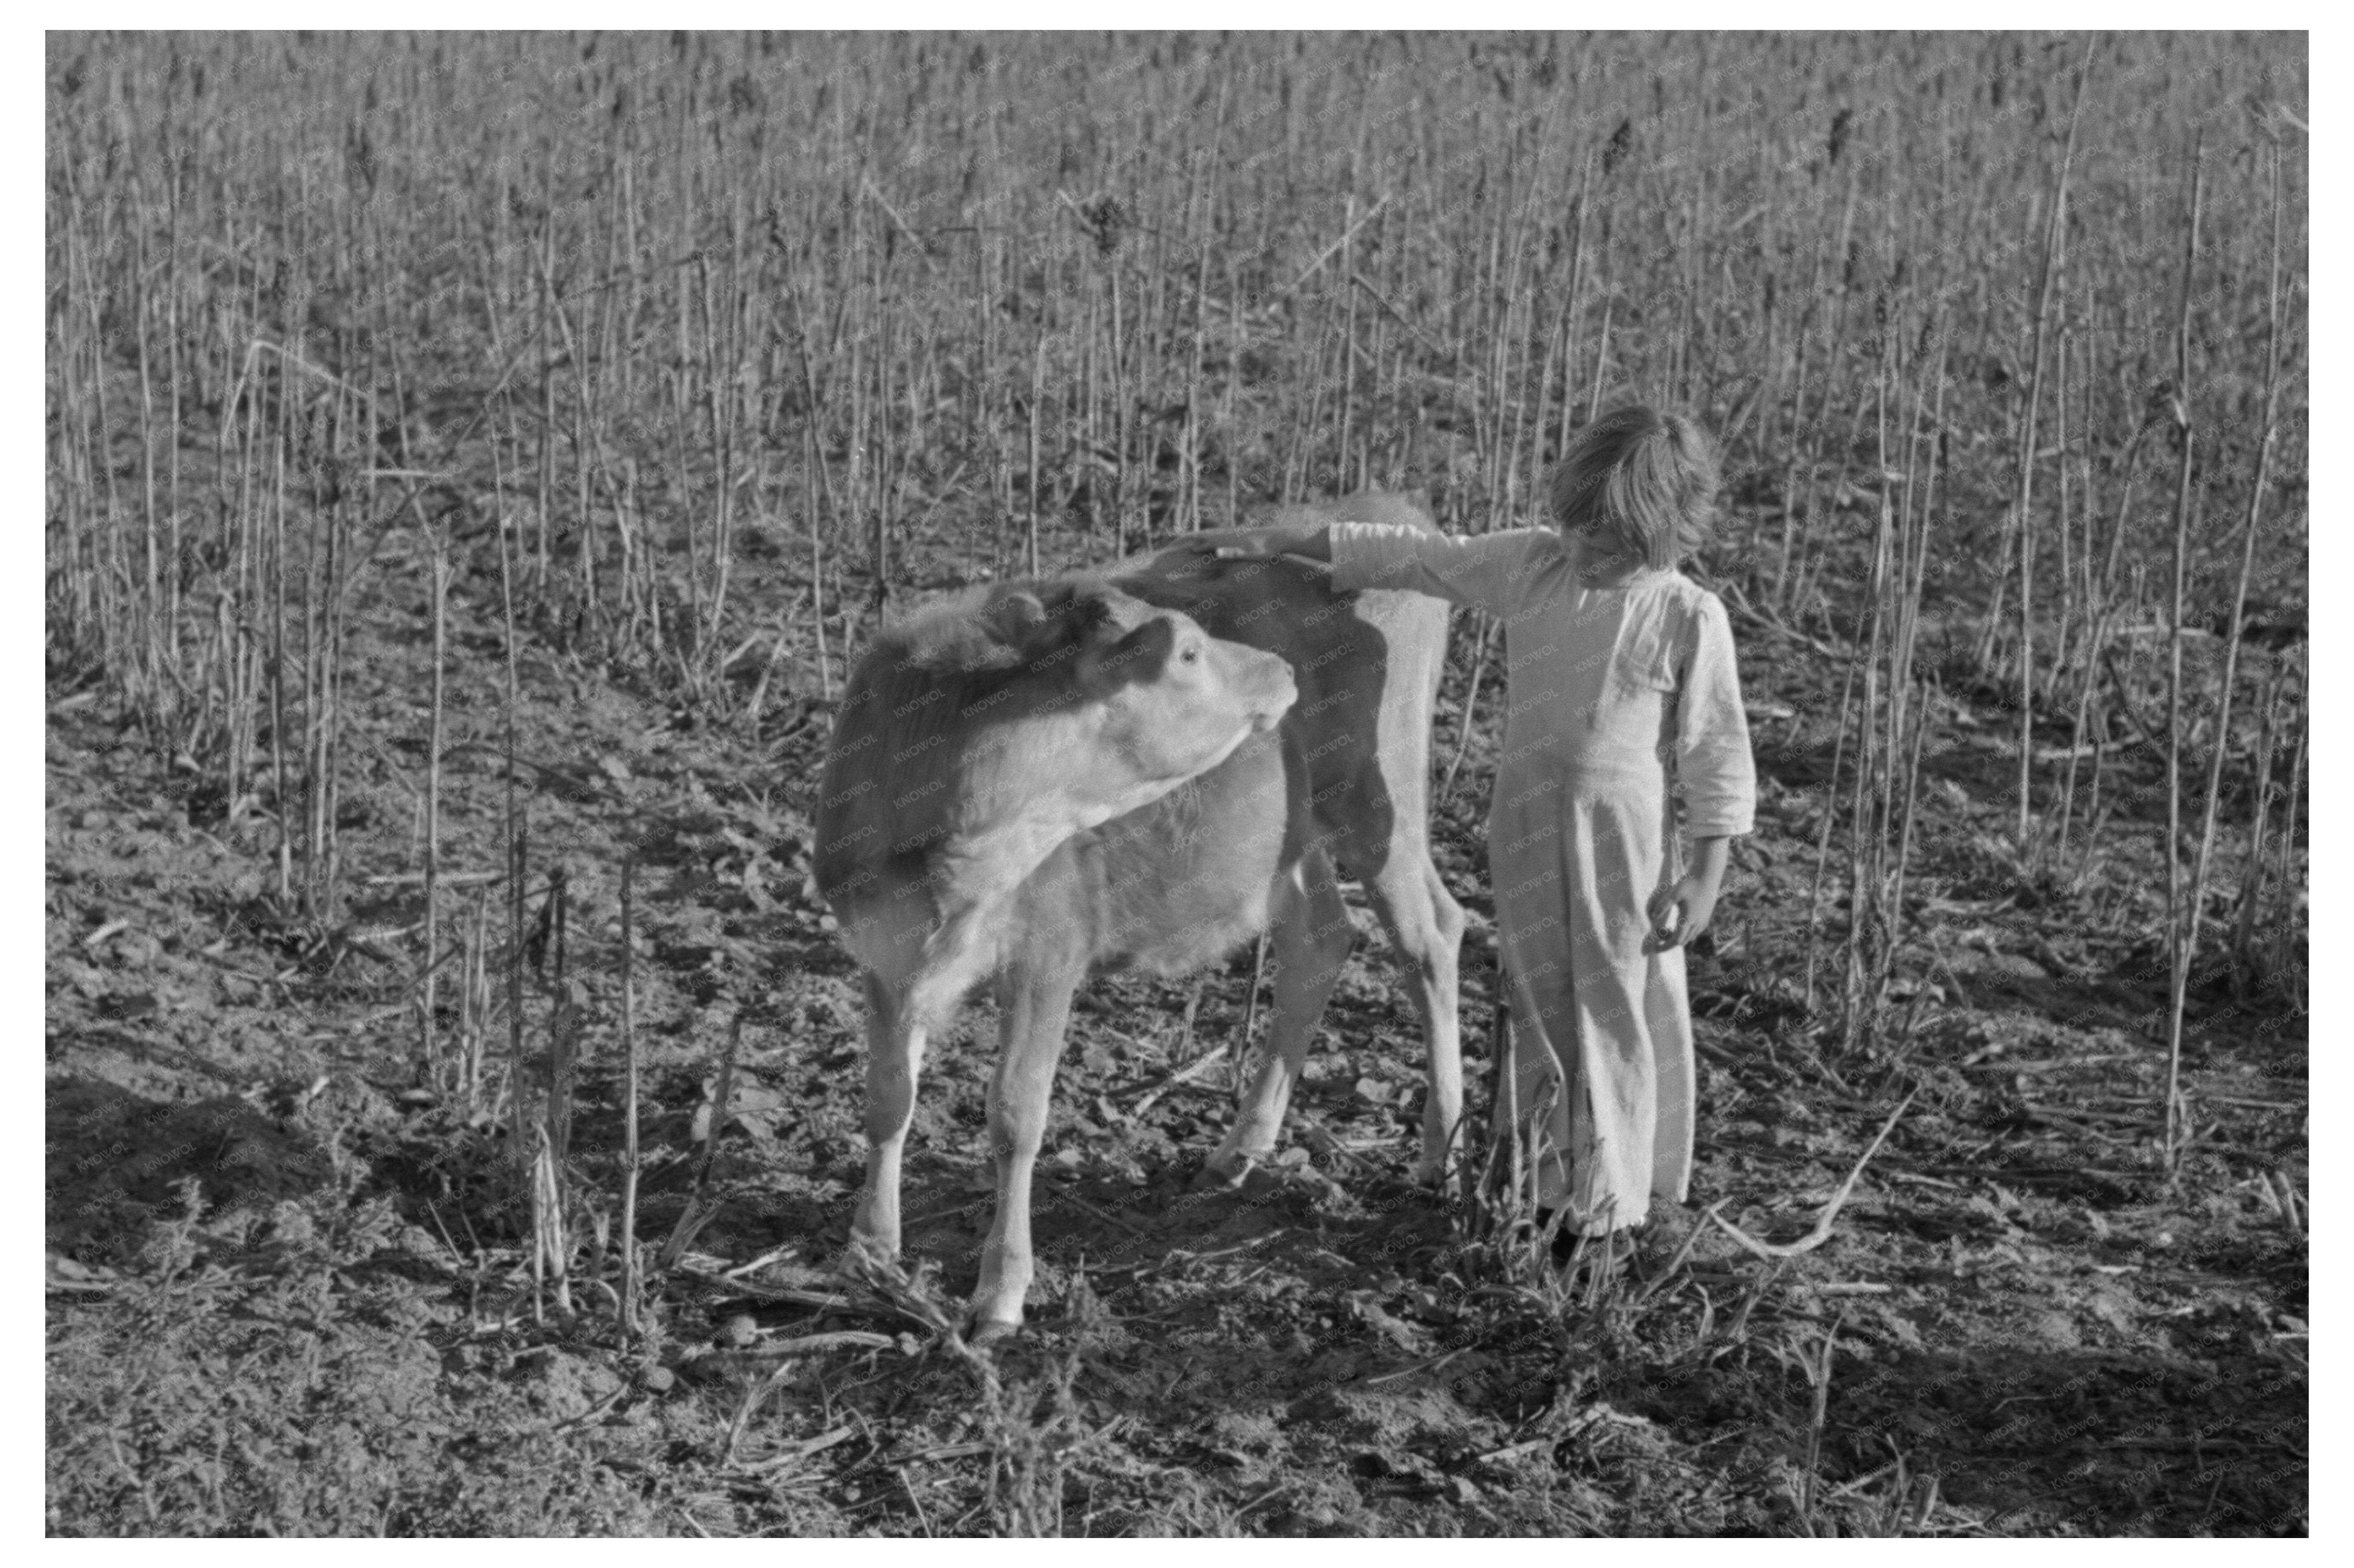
[{"left": 1646, "top": 874, "right": 1721, "bottom": 950}]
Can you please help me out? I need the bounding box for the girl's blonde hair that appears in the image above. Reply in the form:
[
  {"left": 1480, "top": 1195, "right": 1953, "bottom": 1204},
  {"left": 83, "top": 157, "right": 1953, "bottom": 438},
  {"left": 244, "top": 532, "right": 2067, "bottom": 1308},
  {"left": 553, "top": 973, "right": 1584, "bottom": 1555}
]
[{"left": 1547, "top": 405, "right": 1721, "bottom": 570}]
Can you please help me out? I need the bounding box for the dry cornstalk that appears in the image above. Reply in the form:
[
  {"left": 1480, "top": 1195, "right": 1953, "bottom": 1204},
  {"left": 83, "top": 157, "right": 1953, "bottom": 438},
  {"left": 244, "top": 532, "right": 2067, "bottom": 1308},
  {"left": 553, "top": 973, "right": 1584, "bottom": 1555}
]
[{"left": 1708, "top": 1092, "right": 1914, "bottom": 1261}]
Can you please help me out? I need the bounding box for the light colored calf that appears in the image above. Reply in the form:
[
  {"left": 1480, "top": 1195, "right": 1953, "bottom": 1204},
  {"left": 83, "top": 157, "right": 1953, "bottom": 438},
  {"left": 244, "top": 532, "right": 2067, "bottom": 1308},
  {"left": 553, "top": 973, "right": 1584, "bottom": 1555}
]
[{"left": 814, "top": 493, "right": 1464, "bottom": 1338}]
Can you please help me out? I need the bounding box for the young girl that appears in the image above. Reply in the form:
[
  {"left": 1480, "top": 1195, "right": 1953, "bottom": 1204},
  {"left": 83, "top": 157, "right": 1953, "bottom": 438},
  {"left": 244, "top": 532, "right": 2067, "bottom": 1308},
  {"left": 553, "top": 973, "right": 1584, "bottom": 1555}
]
[{"left": 1192, "top": 405, "right": 1755, "bottom": 1254}]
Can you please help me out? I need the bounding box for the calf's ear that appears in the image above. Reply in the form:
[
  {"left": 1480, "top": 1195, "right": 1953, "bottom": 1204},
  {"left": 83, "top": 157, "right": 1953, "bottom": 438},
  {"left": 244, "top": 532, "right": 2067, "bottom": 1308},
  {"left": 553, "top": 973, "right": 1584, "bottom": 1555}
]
[
  {"left": 981, "top": 590, "right": 1047, "bottom": 641},
  {"left": 991, "top": 589, "right": 1099, "bottom": 665},
  {"left": 1080, "top": 613, "right": 1176, "bottom": 695}
]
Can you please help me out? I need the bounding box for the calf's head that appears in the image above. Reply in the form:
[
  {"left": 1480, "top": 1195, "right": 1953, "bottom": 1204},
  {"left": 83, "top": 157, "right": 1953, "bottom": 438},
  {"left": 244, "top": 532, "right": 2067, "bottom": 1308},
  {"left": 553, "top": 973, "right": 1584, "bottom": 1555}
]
[
  {"left": 965, "top": 586, "right": 1294, "bottom": 834},
  {"left": 820, "top": 582, "right": 1297, "bottom": 897},
  {"left": 1079, "top": 597, "right": 1293, "bottom": 770}
]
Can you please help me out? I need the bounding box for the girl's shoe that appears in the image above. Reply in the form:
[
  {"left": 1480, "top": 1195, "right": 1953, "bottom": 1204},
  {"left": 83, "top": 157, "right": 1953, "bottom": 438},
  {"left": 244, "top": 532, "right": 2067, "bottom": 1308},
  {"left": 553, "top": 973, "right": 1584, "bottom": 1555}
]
[{"left": 1532, "top": 1210, "right": 1640, "bottom": 1275}]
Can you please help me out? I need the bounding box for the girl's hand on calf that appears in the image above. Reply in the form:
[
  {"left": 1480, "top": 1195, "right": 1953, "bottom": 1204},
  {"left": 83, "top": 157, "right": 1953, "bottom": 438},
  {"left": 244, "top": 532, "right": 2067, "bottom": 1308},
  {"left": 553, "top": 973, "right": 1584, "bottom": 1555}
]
[
  {"left": 1167, "top": 526, "right": 1273, "bottom": 560},
  {"left": 1159, "top": 525, "right": 1329, "bottom": 564}
]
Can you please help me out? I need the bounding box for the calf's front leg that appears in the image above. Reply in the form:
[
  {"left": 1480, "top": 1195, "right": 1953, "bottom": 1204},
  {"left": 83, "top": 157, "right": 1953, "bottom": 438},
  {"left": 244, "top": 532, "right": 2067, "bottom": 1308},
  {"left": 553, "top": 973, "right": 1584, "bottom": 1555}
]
[
  {"left": 847, "top": 971, "right": 927, "bottom": 1268},
  {"left": 970, "top": 963, "right": 1082, "bottom": 1342}
]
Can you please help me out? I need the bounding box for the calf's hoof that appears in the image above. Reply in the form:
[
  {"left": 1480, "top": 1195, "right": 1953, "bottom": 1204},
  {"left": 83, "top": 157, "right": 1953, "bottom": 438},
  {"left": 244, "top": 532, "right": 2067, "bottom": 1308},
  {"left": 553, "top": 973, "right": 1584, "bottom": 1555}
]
[
  {"left": 836, "top": 1235, "right": 901, "bottom": 1288},
  {"left": 1406, "top": 1156, "right": 1455, "bottom": 1190},
  {"left": 966, "top": 1316, "right": 1020, "bottom": 1349},
  {"left": 1192, "top": 1149, "right": 1260, "bottom": 1192}
]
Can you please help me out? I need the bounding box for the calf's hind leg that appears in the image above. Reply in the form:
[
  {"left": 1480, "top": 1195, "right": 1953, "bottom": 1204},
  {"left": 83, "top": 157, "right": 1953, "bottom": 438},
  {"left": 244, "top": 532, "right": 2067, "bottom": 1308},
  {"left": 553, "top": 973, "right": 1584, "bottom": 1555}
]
[
  {"left": 1362, "top": 852, "right": 1466, "bottom": 1184},
  {"left": 1203, "top": 845, "right": 1354, "bottom": 1184}
]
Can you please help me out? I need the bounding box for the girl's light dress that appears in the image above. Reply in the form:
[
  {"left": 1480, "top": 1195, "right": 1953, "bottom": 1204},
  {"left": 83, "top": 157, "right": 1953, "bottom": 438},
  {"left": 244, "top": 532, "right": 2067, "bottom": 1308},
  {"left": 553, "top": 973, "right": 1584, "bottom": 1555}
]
[{"left": 1329, "top": 521, "right": 1755, "bottom": 1234}]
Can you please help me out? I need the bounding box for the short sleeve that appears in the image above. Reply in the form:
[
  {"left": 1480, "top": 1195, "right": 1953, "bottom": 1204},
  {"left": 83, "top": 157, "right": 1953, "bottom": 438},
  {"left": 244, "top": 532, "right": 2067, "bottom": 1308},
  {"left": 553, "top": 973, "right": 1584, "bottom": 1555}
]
[{"left": 1675, "top": 593, "right": 1757, "bottom": 839}]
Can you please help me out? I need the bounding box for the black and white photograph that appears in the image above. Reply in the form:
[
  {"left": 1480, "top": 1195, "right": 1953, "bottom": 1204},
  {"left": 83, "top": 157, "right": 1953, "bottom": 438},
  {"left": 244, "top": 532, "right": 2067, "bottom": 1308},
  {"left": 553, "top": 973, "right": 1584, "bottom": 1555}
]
[{"left": 42, "top": 25, "right": 2308, "bottom": 1536}]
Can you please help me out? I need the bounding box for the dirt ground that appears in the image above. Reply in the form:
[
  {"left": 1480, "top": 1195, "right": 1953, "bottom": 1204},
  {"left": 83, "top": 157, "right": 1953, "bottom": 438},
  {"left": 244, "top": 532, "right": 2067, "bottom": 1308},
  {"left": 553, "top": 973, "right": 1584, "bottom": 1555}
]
[{"left": 45, "top": 507, "right": 2307, "bottom": 1537}]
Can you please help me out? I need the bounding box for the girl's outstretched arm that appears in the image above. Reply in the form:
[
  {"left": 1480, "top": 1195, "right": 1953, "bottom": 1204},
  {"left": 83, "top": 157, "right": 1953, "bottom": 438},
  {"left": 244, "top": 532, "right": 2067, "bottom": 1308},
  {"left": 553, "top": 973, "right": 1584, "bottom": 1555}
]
[{"left": 1172, "top": 518, "right": 1553, "bottom": 617}]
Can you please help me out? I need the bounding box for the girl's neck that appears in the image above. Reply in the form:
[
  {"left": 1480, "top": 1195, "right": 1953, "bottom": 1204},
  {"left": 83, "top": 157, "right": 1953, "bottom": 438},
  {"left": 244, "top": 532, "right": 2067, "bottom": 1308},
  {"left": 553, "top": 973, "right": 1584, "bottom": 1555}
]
[
  {"left": 1575, "top": 559, "right": 1669, "bottom": 590},
  {"left": 1563, "top": 525, "right": 1669, "bottom": 589}
]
